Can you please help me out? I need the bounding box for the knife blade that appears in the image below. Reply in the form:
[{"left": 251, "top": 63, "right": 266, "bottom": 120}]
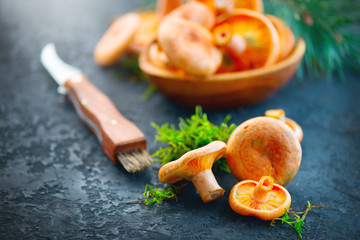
[{"left": 40, "top": 43, "right": 152, "bottom": 172}]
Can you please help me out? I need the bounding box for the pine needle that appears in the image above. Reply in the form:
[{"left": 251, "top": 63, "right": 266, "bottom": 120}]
[{"left": 264, "top": 0, "right": 360, "bottom": 81}]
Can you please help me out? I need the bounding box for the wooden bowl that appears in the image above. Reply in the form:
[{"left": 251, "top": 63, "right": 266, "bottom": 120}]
[{"left": 139, "top": 38, "right": 306, "bottom": 109}]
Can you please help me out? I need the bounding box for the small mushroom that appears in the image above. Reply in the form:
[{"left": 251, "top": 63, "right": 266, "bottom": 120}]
[
  {"left": 265, "top": 109, "right": 303, "bottom": 142},
  {"left": 229, "top": 176, "right": 291, "bottom": 220},
  {"left": 158, "top": 141, "right": 226, "bottom": 203}
]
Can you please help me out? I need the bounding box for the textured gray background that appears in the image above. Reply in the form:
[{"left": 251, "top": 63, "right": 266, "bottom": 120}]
[{"left": 1, "top": 0, "right": 360, "bottom": 239}]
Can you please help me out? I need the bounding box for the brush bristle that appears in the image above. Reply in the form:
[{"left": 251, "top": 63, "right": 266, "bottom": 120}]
[{"left": 117, "top": 149, "right": 153, "bottom": 173}]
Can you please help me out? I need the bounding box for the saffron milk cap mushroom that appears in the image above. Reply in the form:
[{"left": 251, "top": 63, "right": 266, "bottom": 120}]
[
  {"left": 158, "top": 141, "right": 227, "bottom": 203},
  {"left": 213, "top": 9, "right": 280, "bottom": 71},
  {"left": 265, "top": 109, "right": 303, "bottom": 142},
  {"left": 94, "top": 13, "right": 141, "bottom": 67},
  {"left": 164, "top": 1, "right": 216, "bottom": 29},
  {"left": 128, "top": 12, "right": 160, "bottom": 54},
  {"left": 157, "top": 17, "right": 222, "bottom": 77},
  {"left": 266, "top": 15, "right": 295, "bottom": 62},
  {"left": 226, "top": 117, "right": 302, "bottom": 186},
  {"left": 229, "top": 176, "right": 291, "bottom": 220}
]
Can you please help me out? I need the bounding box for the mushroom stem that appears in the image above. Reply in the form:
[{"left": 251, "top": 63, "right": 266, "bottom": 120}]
[
  {"left": 225, "top": 33, "right": 247, "bottom": 57},
  {"left": 251, "top": 176, "right": 274, "bottom": 203},
  {"left": 192, "top": 169, "right": 225, "bottom": 203}
]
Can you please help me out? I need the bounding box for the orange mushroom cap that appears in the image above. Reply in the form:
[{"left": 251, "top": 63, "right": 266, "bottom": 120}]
[
  {"left": 265, "top": 109, "right": 303, "bottom": 142},
  {"left": 128, "top": 12, "right": 160, "bottom": 54},
  {"left": 158, "top": 141, "right": 226, "bottom": 203},
  {"left": 266, "top": 15, "right": 295, "bottom": 61},
  {"left": 94, "top": 13, "right": 141, "bottom": 67},
  {"left": 284, "top": 118, "right": 303, "bottom": 143},
  {"left": 226, "top": 117, "right": 302, "bottom": 186},
  {"left": 229, "top": 176, "right": 291, "bottom": 220},
  {"left": 157, "top": 17, "right": 222, "bottom": 77}
]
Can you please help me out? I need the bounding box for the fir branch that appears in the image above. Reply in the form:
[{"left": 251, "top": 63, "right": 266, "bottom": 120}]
[
  {"left": 151, "top": 106, "right": 236, "bottom": 172},
  {"left": 264, "top": 0, "right": 360, "bottom": 81},
  {"left": 270, "top": 201, "right": 326, "bottom": 238}
]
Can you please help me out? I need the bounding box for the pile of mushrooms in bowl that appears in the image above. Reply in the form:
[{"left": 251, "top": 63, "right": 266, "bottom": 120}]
[{"left": 94, "top": 0, "right": 306, "bottom": 109}]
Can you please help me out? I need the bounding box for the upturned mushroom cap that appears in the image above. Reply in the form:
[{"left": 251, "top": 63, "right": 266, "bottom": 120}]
[
  {"left": 226, "top": 117, "right": 302, "bottom": 186},
  {"left": 158, "top": 141, "right": 226, "bottom": 203},
  {"left": 214, "top": 9, "right": 280, "bottom": 70},
  {"left": 284, "top": 118, "right": 303, "bottom": 143},
  {"left": 265, "top": 109, "right": 303, "bottom": 142},
  {"left": 229, "top": 176, "right": 291, "bottom": 220}
]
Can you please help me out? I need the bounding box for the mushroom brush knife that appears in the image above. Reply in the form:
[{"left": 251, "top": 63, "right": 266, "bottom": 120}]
[{"left": 40, "top": 43, "right": 152, "bottom": 172}]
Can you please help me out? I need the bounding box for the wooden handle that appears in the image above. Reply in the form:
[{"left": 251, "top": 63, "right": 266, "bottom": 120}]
[{"left": 64, "top": 74, "right": 147, "bottom": 164}]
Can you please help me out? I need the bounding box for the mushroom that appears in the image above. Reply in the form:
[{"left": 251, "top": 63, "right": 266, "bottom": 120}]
[
  {"left": 164, "top": 1, "right": 216, "bottom": 29},
  {"left": 94, "top": 13, "right": 141, "bottom": 67},
  {"left": 157, "top": 17, "right": 222, "bottom": 77},
  {"left": 226, "top": 117, "right": 302, "bottom": 186},
  {"left": 128, "top": 12, "right": 160, "bottom": 55},
  {"left": 265, "top": 109, "right": 303, "bottom": 142},
  {"left": 158, "top": 141, "right": 226, "bottom": 203},
  {"left": 266, "top": 15, "right": 295, "bottom": 61},
  {"left": 148, "top": 42, "right": 170, "bottom": 69},
  {"left": 229, "top": 176, "right": 291, "bottom": 220}
]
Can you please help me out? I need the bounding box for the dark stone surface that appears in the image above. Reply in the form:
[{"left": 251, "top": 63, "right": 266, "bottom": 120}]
[{"left": 1, "top": 0, "right": 360, "bottom": 239}]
